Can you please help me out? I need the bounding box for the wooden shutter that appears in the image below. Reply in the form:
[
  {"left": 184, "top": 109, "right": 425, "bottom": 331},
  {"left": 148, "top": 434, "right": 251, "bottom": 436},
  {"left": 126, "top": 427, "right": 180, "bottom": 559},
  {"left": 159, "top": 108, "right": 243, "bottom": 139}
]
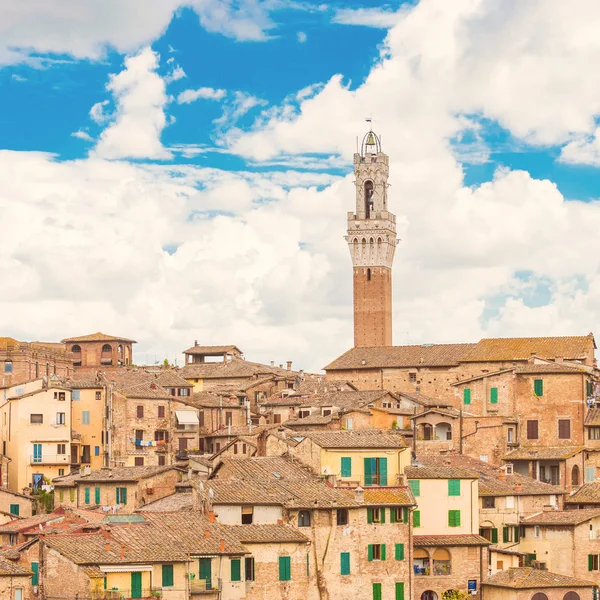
[
  {"left": 341, "top": 457, "right": 352, "bottom": 477},
  {"left": 514, "top": 526, "right": 520, "bottom": 542},
  {"left": 396, "top": 582, "right": 405, "bottom": 600},
  {"left": 395, "top": 543, "right": 405, "bottom": 560},
  {"left": 84, "top": 488, "right": 90, "bottom": 504},
  {"left": 279, "top": 556, "right": 291, "bottom": 581},
  {"left": 95, "top": 487, "right": 100, "bottom": 504},
  {"left": 31, "top": 562, "right": 39, "bottom": 586},
  {"left": 403, "top": 507, "right": 409, "bottom": 523},
  {"left": 463, "top": 388, "right": 471, "bottom": 404},
  {"left": 413, "top": 510, "right": 420, "bottom": 527},
  {"left": 373, "top": 583, "right": 382, "bottom": 600},
  {"left": 9, "top": 504, "right": 19, "bottom": 516},
  {"left": 409, "top": 480, "right": 420, "bottom": 497},
  {"left": 390, "top": 508, "right": 396, "bottom": 523},
  {"left": 527, "top": 420, "right": 538, "bottom": 439},
  {"left": 381, "top": 544, "right": 386, "bottom": 561},
  {"left": 559, "top": 420, "right": 571, "bottom": 439},
  {"left": 364, "top": 458, "right": 373, "bottom": 487},
  {"left": 340, "top": 552, "right": 350, "bottom": 575},
  {"left": 503, "top": 527, "right": 509, "bottom": 543},
  {"left": 380, "top": 508, "right": 386, "bottom": 524},
  {"left": 368, "top": 545, "right": 374, "bottom": 561},
  {"left": 230, "top": 559, "right": 241, "bottom": 582},
  {"left": 367, "top": 508, "right": 373, "bottom": 524},
  {"left": 491, "top": 528, "right": 498, "bottom": 544},
  {"left": 448, "top": 479, "right": 460, "bottom": 496},
  {"left": 534, "top": 379, "right": 543, "bottom": 396},
  {"left": 162, "top": 564, "right": 174, "bottom": 587},
  {"left": 590, "top": 554, "right": 594, "bottom": 571},
  {"left": 379, "top": 458, "right": 388, "bottom": 486},
  {"left": 490, "top": 387, "right": 498, "bottom": 404}
]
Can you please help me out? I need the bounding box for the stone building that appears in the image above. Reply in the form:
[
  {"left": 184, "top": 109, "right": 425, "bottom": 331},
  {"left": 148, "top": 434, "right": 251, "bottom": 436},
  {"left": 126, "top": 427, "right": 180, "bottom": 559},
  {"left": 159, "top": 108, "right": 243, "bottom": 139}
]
[
  {"left": 0, "top": 337, "right": 72, "bottom": 388},
  {"left": 61, "top": 331, "right": 135, "bottom": 369},
  {"left": 346, "top": 128, "right": 398, "bottom": 347},
  {"left": 0, "top": 488, "right": 35, "bottom": 521},
  {"left": 0, "top": 557, "right": 33, "bottom": 600}
]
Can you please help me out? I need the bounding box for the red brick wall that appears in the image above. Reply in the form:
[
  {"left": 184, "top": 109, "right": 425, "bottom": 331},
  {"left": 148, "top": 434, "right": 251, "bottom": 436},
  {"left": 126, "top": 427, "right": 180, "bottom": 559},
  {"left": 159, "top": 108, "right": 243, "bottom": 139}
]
[{"left": 353, "top": 266, "right": 392, "bottom": 347}]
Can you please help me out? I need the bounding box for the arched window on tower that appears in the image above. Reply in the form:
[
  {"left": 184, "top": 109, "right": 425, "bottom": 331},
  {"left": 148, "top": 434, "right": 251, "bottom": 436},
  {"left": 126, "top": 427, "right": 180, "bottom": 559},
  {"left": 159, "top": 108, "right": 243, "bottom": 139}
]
[
  {"left": 364, "top": 180, "right": 374, "bottom": 218},
  {"left": 367, "top": 268, "right": 371, "bottom": 281}
]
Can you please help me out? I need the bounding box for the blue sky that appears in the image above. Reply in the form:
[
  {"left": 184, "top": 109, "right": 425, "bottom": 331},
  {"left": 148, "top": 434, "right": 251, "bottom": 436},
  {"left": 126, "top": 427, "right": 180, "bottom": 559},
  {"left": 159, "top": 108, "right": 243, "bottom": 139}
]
[{"left": 2, "top": 0, "right": 600, "bottom": 370}]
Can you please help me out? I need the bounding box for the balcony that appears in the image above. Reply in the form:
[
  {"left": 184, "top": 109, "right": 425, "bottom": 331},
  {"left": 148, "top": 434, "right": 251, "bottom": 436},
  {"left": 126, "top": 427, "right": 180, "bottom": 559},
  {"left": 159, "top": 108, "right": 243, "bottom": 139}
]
[
  {"left": 30, "top": 454, "right": 70, "bottom": 465},
  {"left": 190, "top": 579, "right": 220, "bottom": 594},
  {"left": 71, "top": 430, "right": 82, "bottom": 442},
  {"left": 91, "top": 588, "right": 162, "bottom": 599}
]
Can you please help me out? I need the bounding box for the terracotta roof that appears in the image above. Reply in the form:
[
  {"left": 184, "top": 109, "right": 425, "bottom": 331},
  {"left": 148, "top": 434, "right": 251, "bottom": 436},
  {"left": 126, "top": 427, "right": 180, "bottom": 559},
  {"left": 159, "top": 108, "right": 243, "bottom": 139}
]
[
  {"left": 181, "top": 358, "right": 295, "bottom": 381},
  {"left": 0, "top": 556, "right": 32, "bottom": 576},
  {"left": 53, "top": 465, "right": 182, "bottom": 486},
  {"left": 227, "top": 524, "right": 308, "bottom": 544},
  {"left": 294, "top": 377, "right": 357, "bottom": 395},
  {"left": 299, "top": 390, "right": 390, "bottom": 409},
  {"left": 413, "top": 534, "right": 490, "bottom": 546},
  {"left": 405, "top": 466, "right": 478, "bottom": 479},
  {"left": 62, "top": 332, "right": 136, "bottom": 343},
  {"left": 396, "top": 390, "right": 452, "bottom": 408},
  {"left": 585, "top": 409, "right": 600, "bottom": 426},
  {"left": 485, "top": 567, "right": 595, "bottom": 589},
  {"left": 504, "top": 446, "right": 584, "bottom": 461},
  {"left": 153, "top": 370, "right": 193, "bottom": 388},
  {"left": 324, "top": 344, "right": 475, "bottom": 370},
  {"left": 409, "top": 407, "right": 460, "bottom": 420},
  {"left": 460, "top": 335, "right": 595, "bottom": 363},
  {"left": 565, "top": 483, "right": 600, "bottom": 505},
  {"left": 515, "top": 363, "right": 588, "bottom": 374},
  {"left": 139, "top": 493, "right": 193, "bottom": 512},
  {"left": 0, "top": 487, "right": 35, "bottom": 501},
  {"left": 285, "top": 413, "right": 336, "bottom": 427},
  {"left": 297, "top": 430, "right": 406, "bottom": 449},
  {"left": 205, "top": 424, "right": 277, "bottom": 439},
  {"left": 262, "top": 396, "right": 305, "bottom": 407},
  {"left": 451, "top": 369, "right": 515, "bottom": 386},
  {"left": 0, "top": 512, "right": 65, "bottom": 533},
  {"left": 184, "top": 391, "right": 243, "bottom": 409},
  {"left": 521, "top": 508, "right": 600, "bottom": 525},
  {"left": 415, "top": 454, "right": 565, "bottom": 496},
  {"left": 183, "top": 345, "right": 242, "bottom": 355},
  {"left": 211, "top": 457, "right": 316, "bottom": 481}
]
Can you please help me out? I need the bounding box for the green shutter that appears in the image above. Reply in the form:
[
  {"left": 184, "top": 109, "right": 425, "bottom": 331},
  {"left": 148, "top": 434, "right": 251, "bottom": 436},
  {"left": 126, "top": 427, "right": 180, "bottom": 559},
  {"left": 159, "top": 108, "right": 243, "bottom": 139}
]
[
  {"left": 231, "top": 559, "right": 241, "bottom": 582},
  {"left": 396, "top": 582, "right": 405, "bottom": 600},
  {"left": 341, "top": 457, "right": 352, "bottom": 478},
  {"left": 31, "top": 562, "right": 39, "bottom": 586},
  {"left": 590, "top": 554, "right": 594, "bottom": 572},
  {"left": 491, "top": 528, "right": 498, "bottom": 544},
  {"left": 368, "top": 544, "right": 374, "bottom": 561},
  {"left": 479, "top": 528, "right": 484, "bottom": 537},
  {"left": 490, "top": 387, "right": 498, "bottom": 404},
  {"left": 380, "top": 508, "right": 386, "bottom": 524},
  {"left": 413, "top": 510, "right": 421, "bottom": 527},
  {"left": 95, "top": 487, "right": 100, "bottom": 505},
  {"left": 464, "top": 388, "right": 471, "bottom": 404},
  {"left": 279, "top": 556, "right": 291, "bottom": 581},
  {"left": 448, "top": 479, "right": 460, "bottom": 496},
  {"left": 364, "top": 458, "right": 373, "bottom": 487},
  {"left": 395, "top": 543, "right": 405, "bottom": 560},
  {"left": 403, "top": 507, "right": 409, "bottom": 523},
  {"left": 306, "top": 553, "right": 309, "bottom": 576},
  {"left": 367, "top": 508, "right": 373, "bottom": 524},
  {"left": 379, "top": 458, "right": 388, "bottom": 486},
  {"left": 69, "top": 488, "right": 75, "bottom": 502},
  {"left": 84, "top": 488, "right": 90, "bottom": 504},
  {"left": 503, "top": 527, "right": 509, "bottom": 543},
  {"left": 9, "top": 504, "right": 19, "bottom": 516},
  {"left": 390, "top": 508, "right": 396, "bottom": 523},
  {"left": 409, "top": 480, "right": 420, "bottom": 497},
  {"left": 514, "top": 526, "right": 520, "bottom": 542},
  {"left": 534, "top": 379, "right": 543, "bottom": 396},
  {"left": 381, "top": 544, "right": 386, "bottom": 561},
  {"left": 373, "top": 583, "right": 382, "bottom": 600},
  {"left": 448, "top": 510, "right": 460, "bottom": 527},
  {"left": 341, "top": 552, "right": 350, "bottom": 575},
  {"left": 162, "top": 564, "right": 174, "bottom": 587},
  {"left": 455, "top": 510, "right": 461, "bottom": 527}
]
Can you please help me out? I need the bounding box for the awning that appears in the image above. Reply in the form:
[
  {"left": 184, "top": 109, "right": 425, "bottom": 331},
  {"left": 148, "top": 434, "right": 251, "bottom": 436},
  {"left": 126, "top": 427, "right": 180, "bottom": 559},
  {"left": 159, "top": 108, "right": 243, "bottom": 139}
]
[
  {"left": 100, "top": 565, "right": 153, "bottom": 573},
  {"left": 175, "top": 411, "right": 200, "bottom": 425}
]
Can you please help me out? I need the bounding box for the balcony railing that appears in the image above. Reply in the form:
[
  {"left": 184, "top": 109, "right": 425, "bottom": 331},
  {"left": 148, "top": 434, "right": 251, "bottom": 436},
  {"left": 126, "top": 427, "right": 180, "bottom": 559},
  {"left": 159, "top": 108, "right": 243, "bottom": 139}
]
[
  {"left": 190, "top": 579, "right": 220, "bottom": 594},
  {"left": 91, "top": 588, "right": 162, "bottom": 599},
  {"left": 30, "top": 454, "right": 69, "bottom": 465}
]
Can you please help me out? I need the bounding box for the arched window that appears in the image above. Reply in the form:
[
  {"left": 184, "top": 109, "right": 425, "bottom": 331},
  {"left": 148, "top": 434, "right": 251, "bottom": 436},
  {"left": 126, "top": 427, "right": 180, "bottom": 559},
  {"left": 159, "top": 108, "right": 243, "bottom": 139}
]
[
  {"left": 414, "top": 549, "right": 430, "bottom": 575},
  {"left": 421, "top": 592, "right": 437, "bottom": 600},
  {"left": 435, "top": 422, "right": 452, "bottom": 441},
  {"left": 563, "top": 593, "right": 580, "bottom": 600},
  {"left": 4, "top": 362, "right": 12, "bottom": 374},
  {"left": 101, "top": 344, "right": 112, "bottom": 353},
  {"left": 367, "top": 268, "right": 371, "bottom": 281},
  {"left": 298, "top": 510, "right": 311, "bottom": 527},
  {"left": 364, "top": 180, "right": 374, "bottom": 217},
  {"left": 421, "top": 423, "right": 433, "bottom": 441},
  {"left": 433, "top": 549, "right": 451, "bottom": 575},
  {"left": 572, "top": 465, "right": 580, "bottom": 487},
  {"left": 532, "top": 594, "right": 549, "bottom": 600},
  {"left": 337, "top": 509, "right": 349, "bottom": 526},
  {"left": 71, "top": 345, "right": 81, "bottom": 354}
]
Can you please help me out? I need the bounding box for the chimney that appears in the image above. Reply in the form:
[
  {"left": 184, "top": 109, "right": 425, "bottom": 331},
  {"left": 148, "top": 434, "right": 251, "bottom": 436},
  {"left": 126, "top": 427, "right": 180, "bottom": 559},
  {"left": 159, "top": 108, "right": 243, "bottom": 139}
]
[
  {"left": 220, "top": 538, "right": 225, "bottom": 552},
  {"left": 195, "top": 340, "right": 198, "bottom": 347},
  {"left": 514, "top": 483, "right": 523, "bottom": 493},
  {"left": 498, "top": 470, "right": 507, "bottom": 481},
  {"left": 192, "top": 484, "right": 201, "bottom": 511},
  {"left": 271, "top": 361, "right": 275, "bottom": 367},
  {"left": 354, "top": 486, "right": 364, "bottom": 503},
  {"left": 150, "top": 383, "right": 157, "bottom": 390},
  {"left": 286, "top": 361, "right": 292, "bottom": 371},
  {"left": 120, "top": 546, "right": 125, "bottom": 559},
  {"left": 106, "top": 541, "right": 111, "bottom": 553}
]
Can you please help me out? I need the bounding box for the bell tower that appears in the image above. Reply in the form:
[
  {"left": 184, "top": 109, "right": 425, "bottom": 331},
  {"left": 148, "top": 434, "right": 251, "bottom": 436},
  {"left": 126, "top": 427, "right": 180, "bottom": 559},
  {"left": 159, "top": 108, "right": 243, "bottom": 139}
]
[{"left": 346, "top": 128, "right": 397, "bottom": 347}]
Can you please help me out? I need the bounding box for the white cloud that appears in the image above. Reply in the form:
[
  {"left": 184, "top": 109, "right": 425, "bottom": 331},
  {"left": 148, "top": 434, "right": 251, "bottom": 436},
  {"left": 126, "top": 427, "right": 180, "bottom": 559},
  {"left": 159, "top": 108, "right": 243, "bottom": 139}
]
[
  {"left": 332, "top": 7, "right": 404, "bottom": 28},
  {"left": 215, "top": 91, "right": 267, "bottom": 129},
  {"left": 165, "top": 65, "right": 186, "bottom": 83},
  {"left": 177, "top": 87, "right": 227, "bottom": 104},
  {"left": 90, "top": 100, "right": 110, "bottom": 124},
  {"left": 297, "top": 31, "right": 307, "bottom": 43},
  {"left": 11, "top": 74, "right": 26, "bottom": 82},
  {"left": 71, "top": 130, "right": 94, "bottom": 142},
  {"left": 94, "top": 47, "right": 171, "bottom": 160},
  {"left": 559, "top": 127, "right": 600, "bottom": 166}
]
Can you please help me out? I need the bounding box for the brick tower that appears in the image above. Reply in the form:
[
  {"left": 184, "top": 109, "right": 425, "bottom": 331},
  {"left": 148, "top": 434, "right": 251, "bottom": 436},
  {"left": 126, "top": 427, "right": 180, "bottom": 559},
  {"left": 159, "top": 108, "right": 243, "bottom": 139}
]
[{"left": 346, "top": 128, "right": 397, "bottom": 347}]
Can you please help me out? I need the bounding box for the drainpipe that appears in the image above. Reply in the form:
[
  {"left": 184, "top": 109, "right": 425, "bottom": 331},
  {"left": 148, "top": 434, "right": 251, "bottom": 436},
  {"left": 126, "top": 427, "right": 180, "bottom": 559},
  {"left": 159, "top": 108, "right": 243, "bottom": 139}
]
[
  {"left": 408, "top": 507, "right": 413, "bottom": 600},
  {"left": 459, "top": 408, "right": 463, "bottom": 454}
]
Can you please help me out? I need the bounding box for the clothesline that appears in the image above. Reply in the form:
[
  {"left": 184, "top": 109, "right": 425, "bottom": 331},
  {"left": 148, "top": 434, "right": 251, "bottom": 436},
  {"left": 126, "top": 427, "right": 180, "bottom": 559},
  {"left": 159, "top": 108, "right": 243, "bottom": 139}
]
[{"left": 130, "top": 438, "right": 167, "bottom": 447}]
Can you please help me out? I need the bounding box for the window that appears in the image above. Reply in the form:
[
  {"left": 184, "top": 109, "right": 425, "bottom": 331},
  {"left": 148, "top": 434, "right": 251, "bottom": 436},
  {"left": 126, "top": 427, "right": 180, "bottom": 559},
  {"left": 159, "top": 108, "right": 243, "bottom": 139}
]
[
  {"left": 590, "top": 427, "right": 600, "bottom": 440},
  {"left": 30, "top": 414, "right": 43, "bottom": 424},
  {"left": 84, "top": 487, "right": 90, "bottom": 504},
  {"left": 71, "top": 390, "right": 80, "bottom": 401},
  {"left": 531, "top": 594, "right": 548, "bottom": 600},
  {"left": 337, "top": 509, "right": 349, "bottom": 526},
  {"left": 225, "top": 411, "right": 232, "bottom": 425},
  {"left": 162, "top": 564, "right": 174, "bottom": 587},
  {"left": 82, "top": 411, "right": 90, "bottom": 425},
  {"left": 396, "top": 582, "right": 405, "bottom": 600},
  {"left": 341, "top": 457, "right": 352, "bottom": 477},
  {"left": 409, "top": 480, "right": 420, "bottom": 497},
  {"left": 558, "top": 419, "right": 571, "bottom": 439},
  {"left": 345, "top": 417, "right": 353, "bottom": 430},
  {"left": 391, "top": 507, "right": 407, "bottom": 523},
  {"left": 298, "top": 510, "right": 311, "bottom": 527},
  {"left": 586, "top": 467, "right": 596, "bottom": 483},
  {"left": 448, "top": 510, "right": 461, "bottom": 527},
  {"left": 409, "top": 373, "right": 417, "bottom": 382},
  {"left": 527, "top": 420, "right": 539, "bottom": 440},
  {"left": 341, "top": 552, "right": 350, "bottom": 575},
  {"left": 590, "top": 554, "right": 600, "bottom": 571},
  {"left": 241, "top": 506, "right": 253, "bottom": 524},
  {"left": 116, "top": 487, "right": 127, "bottom": 505},
  {"left": 58, "top": 469, "right": 64, "bottom": 476},
  {"left": 134, "top": 457, "right": 144, "bottom": 466},
  {"left": 57, "top": 444, "right": 66, "bottom": 455},
  {"left": 199, "top": 411, "right": 205, "bottom": 427},
  {"left": 448, "top": 479, "right": 460, "bottom": 496},
  {"left": 273, "top": 414, "right": 282, "bottom": 424},
  {"left": 4, "top": 362, "right": 12, "bottom": 373},
  {"left": 95, "top": 487, "right": 100, "bottom": 504},
  {"left": 230, "top": 559, "right": 241, "bottom": 582},
  {"left": 233, "top": 444, "right": 238, "bottom": 455},
  {"left": 482, "top": 496, "right": 495, "bottom": 509},
  {"left": 505, "top": 496, "right": 515, "bottom": 509},
  {"left": 158, "top": 455, "right": 166, "bottom": 466},
  {"left": 395, "top": 543, "right": 405, "bottom": 560},
  {"left": 136, "top": 406, "right": 144, "bottom": 418},
  {"left": 31, "top": 562, "right": 39, "bottom": 586},
  {"left": 367, "top": 507, "right": 384, "bottom": 524},
  {"left": 82, "top": 445, "right": 91, "bottom": 464},
  {"left": 155, "top": 430, "right": 169, "bottom": 443},
  {"left": 480, "top": 527, "right": 498, "bottom": 543},
  {"left": 135, "top": 429, "right": 144, "bottom": 441},
  {"left": 534, "top": 379, "right": 544, "bottom": 397},
  {"left": 373, "top": 583, "right": 382, "bottom": 600},
  {"left": 9, "top": 504, "right": 19, "bottom": 516},
  {"left": 463, "top": 388, "right": 471, "bottom": 405},
  {"left": 242, "top": 444, "right": 247, "bottom": 454},
  {"left": 480, "top": 455, "right": 489, "bottom": 462},
  {"left": 95, "top": 446, "right": 100, "bottom": 456},
  {"left": 158, "top": 406, "right": 165, "bottom": 418},
  {"left": 245, "top": 557, "right": 255, "bottom": 581},
  {"left": 56, "top": 412, "right": 65, "bottom": 425},
  {"left": 564, "top": 594, "right": 580, "bottom": 600},
  {"left": 507, "top": 427, "right": 515, "bottom": 443},
  {"left": 534, "top": 526, "right": 541, "bottom": 538},
  {"left": 364, "top": 457, "right": 387, "bottom": 486},
  {"left": 278, "top": 556, "right": 291, "bottom": 581},
  {"left": 490, "top": 387, "right": 498, "bottom": 404},
  {"left": 178, "top": 388, "right": 191, "bottom": 396},
  {"left": 95, "top": 391, "right": 101, "bottom": 401},
  {"left": 368, "top": 544, "right": 386, "bottom": 561}
]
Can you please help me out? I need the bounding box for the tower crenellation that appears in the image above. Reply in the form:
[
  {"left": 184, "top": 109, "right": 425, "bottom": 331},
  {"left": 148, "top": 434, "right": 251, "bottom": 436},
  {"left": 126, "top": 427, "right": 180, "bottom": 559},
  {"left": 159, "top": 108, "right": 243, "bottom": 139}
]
[{"left": 345, "top": 128, "right": 398, "bottom": 347}]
